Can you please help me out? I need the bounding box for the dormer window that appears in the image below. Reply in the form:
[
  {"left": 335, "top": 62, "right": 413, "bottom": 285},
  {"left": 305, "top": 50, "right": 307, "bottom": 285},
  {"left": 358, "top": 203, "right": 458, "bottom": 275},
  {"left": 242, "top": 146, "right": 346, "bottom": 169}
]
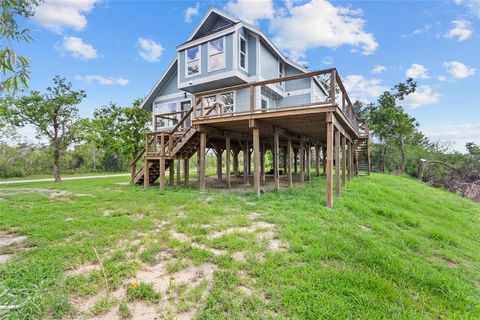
[
  {"left": 239, "top": 35, "right": 247, "bottom": 71},
  {"left": 208, "top": 37, "right": 225, "bottom": 72},
  {"left": 186, "top": 46, "right": 200, "bottom": 77}
]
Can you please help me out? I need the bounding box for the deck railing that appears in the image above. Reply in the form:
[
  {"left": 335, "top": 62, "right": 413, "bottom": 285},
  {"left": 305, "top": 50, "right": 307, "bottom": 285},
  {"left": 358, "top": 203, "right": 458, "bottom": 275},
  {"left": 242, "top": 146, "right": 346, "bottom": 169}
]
[{"left": 191, "top": 68, "right": 362, "bottom": 133}]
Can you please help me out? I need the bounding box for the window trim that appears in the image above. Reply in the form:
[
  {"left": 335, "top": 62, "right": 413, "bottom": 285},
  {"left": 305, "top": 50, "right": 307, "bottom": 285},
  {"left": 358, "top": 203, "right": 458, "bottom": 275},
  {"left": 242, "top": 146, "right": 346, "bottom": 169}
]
[
  {"left": 207, "top": 36, "right": 226, "bottom": 72},
  {"left": 204, "top": 91, "right": 235, "bottom": 113},
  {"left": 278, "top": 60, "right": 285, "bottom": 90},
  {"left": 239, "top": 34, "right": 248, "bottom": 72},
  {"left": 185, "top": 45, "right": 201, "bottom": 79}
]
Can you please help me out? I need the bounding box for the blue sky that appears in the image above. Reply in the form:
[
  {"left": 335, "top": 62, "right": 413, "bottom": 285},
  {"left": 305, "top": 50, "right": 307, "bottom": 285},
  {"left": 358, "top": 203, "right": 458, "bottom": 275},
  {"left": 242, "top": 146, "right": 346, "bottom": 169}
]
[{"left": 16, "top": 0, "right": 480, "bottom": 152}]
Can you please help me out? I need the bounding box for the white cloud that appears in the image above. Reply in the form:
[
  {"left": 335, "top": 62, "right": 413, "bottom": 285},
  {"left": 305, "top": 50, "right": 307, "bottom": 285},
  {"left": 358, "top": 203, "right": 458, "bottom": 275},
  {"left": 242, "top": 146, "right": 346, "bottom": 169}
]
[
  {"left": 443, "top": 60, "right": 476, "bottom": 78},
  {"left": 438, "top": 76, "right": 447, "bottom": 81},
  {"left": 225, "top": 0, "right": 274, "bottom": 24},
  {"left": 454, "top": 0, "right": 480, "bottom": 18},
  {"left": 185, "top": 2, "right": 200, "bottom": 23},
  {"left": 269, "top": 0, "right": 378, "bottom": 58},
  {"left": 343, "top": 75, "right": 387, "bottom": 103},
  {"left": 322, "top": 56, "right": 333, "bottom": 65},
  {"left": 138, "top": 38, "right": 163, "bottom": 62},
  {"left": 403, "top": 85, "right": 440, "bottom": 108},
  {"left": 31, "top": 0, "right": 100, "bottom": 33},
  {"left": 406, "top": 63, "right": 429, "bottom": 79},
  {"left": 445, "top": 19, "right": 473, "bottom": 41},
  {"left": 61, "top": 36, "right": 97, "bottom": 60},
  {"left": 75, "top": 75, "right": 129, "bottom": 86},
  {"left": 424, "top": 123, "right": 480, "bottom": 152},
  {"left": 372, "top": 65, "right": 386, "bottom": 74}
]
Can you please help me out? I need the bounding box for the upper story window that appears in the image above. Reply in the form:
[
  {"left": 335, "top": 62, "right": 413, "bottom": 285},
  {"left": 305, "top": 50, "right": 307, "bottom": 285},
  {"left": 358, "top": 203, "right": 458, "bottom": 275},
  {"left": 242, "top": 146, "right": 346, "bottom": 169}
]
[
  {"left": 208, "top": 37, "right": 225, "bottom": 72},
  {"left": 239, "top": 35, "right": 247, "bottom": 71},
  {"left": 186, "top": 46, "right": 200, "bottom": 77},
  {"left": 204, "top": 92, "right": 234, "bottom": 114}
]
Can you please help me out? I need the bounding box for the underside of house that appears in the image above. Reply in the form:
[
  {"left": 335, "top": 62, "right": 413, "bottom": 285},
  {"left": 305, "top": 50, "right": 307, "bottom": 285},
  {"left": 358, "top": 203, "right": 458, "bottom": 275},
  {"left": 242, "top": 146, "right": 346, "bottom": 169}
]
[{"left": 131, "top": 8, "right": 370, "bottom": 207}]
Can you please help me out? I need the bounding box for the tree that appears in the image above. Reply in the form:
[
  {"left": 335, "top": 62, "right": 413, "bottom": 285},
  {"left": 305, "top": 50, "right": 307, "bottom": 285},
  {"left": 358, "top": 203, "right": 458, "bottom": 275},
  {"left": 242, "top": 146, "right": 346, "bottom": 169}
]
[
  {"left": 1, "top": 0, "right": 40, "bottom": 92},
  {"left": 367, "top": 79, "right": 417, "bottom": 172},
  {"left": 5, "top": 76, "right": 86, "bottom": 181},
  {"left": 118, "top": 99, "right": 150, "bottom": 170},
  {"left": 85, "top": 99, "right": 150, "bottom": 171}
]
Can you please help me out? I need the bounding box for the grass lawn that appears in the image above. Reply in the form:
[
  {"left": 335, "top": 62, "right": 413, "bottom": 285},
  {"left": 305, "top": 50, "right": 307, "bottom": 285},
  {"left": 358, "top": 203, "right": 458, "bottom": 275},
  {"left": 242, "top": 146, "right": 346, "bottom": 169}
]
[
  {"left": 0, "top": 173, "right": 479, "bottom": 319},
  {"left": 0, "top": 171, "right": 129, "bottom": 182}
]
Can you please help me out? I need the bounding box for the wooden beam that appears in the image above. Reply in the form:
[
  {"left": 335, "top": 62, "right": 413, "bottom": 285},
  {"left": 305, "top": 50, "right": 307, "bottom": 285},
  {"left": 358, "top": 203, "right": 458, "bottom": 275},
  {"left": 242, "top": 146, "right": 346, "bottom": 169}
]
[
  {"left": 287, "top": 136, "right": 293, "bottom": 187},
  {"left": 315, "top": 145, "right": 320, "bottom": 177},
  {"left": 184, "top": 158, "right": 189, "bottom": 186},
  {"left": 226, "top": 136, "right": 231, "bottom": 189},
  {"left": 169, "top": 159, "right": 175, "bottom": 187},
  {"left": 348, "top": 141, "right": 352, "bottom": 182},
  {"left": 253, "top": 127, "right": 260, "bottom": 196},
  {"left": 322, "top": 146, "right": 327, "bottom": 175},
  {"left": 326, "top": 112, "right": 334, "bottom": 208},
  {"left": 294, "top": 148, "right": 298, "bottom": 174},
  {"left": 367, "top": 138, "right": 371, "bottom": 175},
  {"left": 158, "top": 158, "right": 165, "bottom": 190},
  {"left": 274, "top": 131, "right": 280, "bottom": 190},
  {"left": 335, "top": 130, "right": 340, "bottom": 197},
  {"left": 341, "top": 135, "right": 346, "bottom": 187},
  {"left": 199, "top": 131, "right": 206, "bottom": 192}
]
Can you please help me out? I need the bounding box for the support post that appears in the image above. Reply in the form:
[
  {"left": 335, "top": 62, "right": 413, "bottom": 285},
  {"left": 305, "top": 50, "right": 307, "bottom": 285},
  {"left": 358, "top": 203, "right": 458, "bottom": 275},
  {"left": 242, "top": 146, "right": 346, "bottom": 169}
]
[
  {"left": 159, "top": 158, "right": 165, "bottom": 190},
  {"left": 367, "top": 139, "right": 371, "bottom": 175},
  {"left": 226, "top": 136, "right": 231, "bottom": 189},
  {"left": 315, "top": 145, "right": 320, "bottom": 177},
  {"left": 260, "top": 143, "right": 265, "bottom": 184},
  {"left": 169, "top": 159, "right": 175, "bottom": 187},
  {"left": 199, "top": 131, "right": 206, "bottom": 192},
  {"left": 335, "top": 130, "right": 341, "bottom": 197},
  {"left": 341, "top": 136, "right": 346, "bottom": 187},
  {"left": 233, "top": 147, "right": 240, "bottom": 177},
  {"left": 294, "top": 148, "right": 298, "bottom": 174},
  {"left": 243, "top": 139, "right": 250, "bottom": 185},
  {"left": 176, "top": 160, "right": 181, "bottom": 185},
  {"left": 322, "top": 146, "right": 327, "bottom": 175},
  {"left": 274, "top": 131, "right": 280, "bottom": 190},
  {"left": 184, "top": 158, "right": 189, "bottom": 185},
  {"left": 306, "top": 143, "right": 311, "bottom": 181},
  {"left": 299, "top": 139, "right": 304, "bottom": 182},
  {"left": 326, "top": 113, "right": 334, "bottom": 208},
  {"left": 144, "top": 159, "right": 149, "bottom": 189},
  {"left": 216, "top": 148, "right": 222, "bottom": 180},
  {"left": 287, "top": 136, "right": 293, "bottom": 187},
  {"left": 253, "top": 127, "right": 260, "bottom": 196},
  {"left": 348, "top": 142, "right": 353, "bottom": 181}
]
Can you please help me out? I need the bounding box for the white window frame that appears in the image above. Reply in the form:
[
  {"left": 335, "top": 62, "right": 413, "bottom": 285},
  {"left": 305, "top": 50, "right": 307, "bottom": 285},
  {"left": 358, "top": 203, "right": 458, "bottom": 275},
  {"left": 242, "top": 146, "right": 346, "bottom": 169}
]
[
  {"left": 207, "top": 36, "right": 226, "bottom": 72},
  {"left": 185, "top": 45, "right": 201, "bottom": 79},
  {"left": 204, "top": 91, "right": 235, "bottom": 114},
  {"left": 278, "top": 60, "right": 285, "bottom": 90},
  {"left": 260, "top": 95, "right": 269, "bottom": 110},
  {"left": 239, "top": 34, "right": 248, "bottom": 72},
  {"left": 154, "top": 100, "right": 179, "bottom": 129}
]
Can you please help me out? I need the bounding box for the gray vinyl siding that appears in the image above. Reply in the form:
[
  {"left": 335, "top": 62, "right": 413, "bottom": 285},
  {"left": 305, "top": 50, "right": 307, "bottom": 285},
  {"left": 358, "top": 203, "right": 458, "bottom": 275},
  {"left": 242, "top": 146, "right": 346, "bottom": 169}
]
[
  {"left": 234, "top": 87, "right": 250, "bottom": 112},
  {"left": 159, "top": 72, "right": 181, "bottom": 96},
  {"left": 285, "top": 64, "right": 310, "bottom": 92},
  {"left": 276, "top": 93, "right": 310, "bottom": 108},
  {"left": 259, "top": 42, "right": 278, "bottom": 80},
  {"left": 247, "top": 33, "right": 257, "bottom": 77},
  {"left": 178, "top": 33, "right": 234, "bottom": 84}
]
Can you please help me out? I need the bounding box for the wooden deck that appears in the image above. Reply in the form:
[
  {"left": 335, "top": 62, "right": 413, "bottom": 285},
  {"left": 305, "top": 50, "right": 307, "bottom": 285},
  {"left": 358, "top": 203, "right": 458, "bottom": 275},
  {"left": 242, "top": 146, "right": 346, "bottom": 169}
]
[{"left": 131, "top": 68, "right": 370, "bottom": 207}]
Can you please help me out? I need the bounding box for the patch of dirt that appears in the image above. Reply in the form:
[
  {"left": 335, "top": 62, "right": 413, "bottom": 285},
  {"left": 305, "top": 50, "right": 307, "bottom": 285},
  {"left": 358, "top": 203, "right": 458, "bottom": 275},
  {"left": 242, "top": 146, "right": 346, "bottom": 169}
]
[
  {"left": 359, "top": 225, "right": 372, "bottom": 232},
  {"left": 65, "top": 263, "right": 100, "bottom": 276},
  {"left": 248, "top": 212, "right": 262, "bottom": 220},
  {"left": 191, "top": 242, "right": 226, "bottom": 256},
  {"left": 0, "top": 231, "right": 27, "bottom": 264},
  {"left": 130, "top": 302, "right": 158, "bottom": 319},
  {"left": 0, "top": 188, "right": 70, "bottom": 199},
  {"left": 65, "top": 217, "right": 75, "bottom": 222},
  {"left": 114, "top": 182, "right": 129, "bottom": 185},
  {"left": 232, "top": 251, "right": 246, "bottom": 263},
  {"left": 76, "top": 193, "right": 94, "bottom": 197},
  {"left": 171, "top": 231, "right": 190, "bottom": 242},
  {"left": 432, "top": 254, "right": 459, "bottom": 268}
]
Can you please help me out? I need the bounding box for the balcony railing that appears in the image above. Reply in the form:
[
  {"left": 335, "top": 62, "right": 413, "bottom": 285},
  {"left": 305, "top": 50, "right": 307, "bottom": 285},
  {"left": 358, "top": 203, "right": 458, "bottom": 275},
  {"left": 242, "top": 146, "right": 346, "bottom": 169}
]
[{"left": 190, "top": 68, "right": 362, "bottom": 133}]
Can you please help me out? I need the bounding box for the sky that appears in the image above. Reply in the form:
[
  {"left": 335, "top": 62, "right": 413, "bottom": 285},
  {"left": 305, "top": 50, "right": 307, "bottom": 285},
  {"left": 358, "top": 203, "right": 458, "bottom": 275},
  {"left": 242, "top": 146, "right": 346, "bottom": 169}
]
[{"left": 14, "top": 0, "right": 480, "bottom": 152}]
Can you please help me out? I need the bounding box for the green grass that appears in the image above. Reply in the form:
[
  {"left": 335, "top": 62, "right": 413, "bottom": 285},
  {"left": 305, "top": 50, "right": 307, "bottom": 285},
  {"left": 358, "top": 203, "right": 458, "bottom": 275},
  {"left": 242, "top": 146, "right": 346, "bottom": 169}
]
[{"left": 0, "top": 173, "right": 479, "bottom": 319}]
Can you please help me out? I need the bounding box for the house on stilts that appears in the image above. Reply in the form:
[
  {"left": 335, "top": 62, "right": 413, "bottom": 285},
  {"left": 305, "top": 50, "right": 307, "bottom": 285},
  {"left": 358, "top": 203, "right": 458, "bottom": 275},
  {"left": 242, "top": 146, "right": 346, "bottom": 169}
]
[{"left": 130, "top": 8, "right": 370, "bottom": 207}]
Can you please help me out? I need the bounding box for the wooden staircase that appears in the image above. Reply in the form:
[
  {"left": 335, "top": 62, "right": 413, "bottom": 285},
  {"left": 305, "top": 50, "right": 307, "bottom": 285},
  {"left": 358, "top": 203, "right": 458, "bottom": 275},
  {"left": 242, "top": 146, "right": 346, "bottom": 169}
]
[
  {"left": 355, "top": 138, "right": 370, "bottom": 175},
  {"left": 130, "top": 104, "right": 200, "bottom": 186}
]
